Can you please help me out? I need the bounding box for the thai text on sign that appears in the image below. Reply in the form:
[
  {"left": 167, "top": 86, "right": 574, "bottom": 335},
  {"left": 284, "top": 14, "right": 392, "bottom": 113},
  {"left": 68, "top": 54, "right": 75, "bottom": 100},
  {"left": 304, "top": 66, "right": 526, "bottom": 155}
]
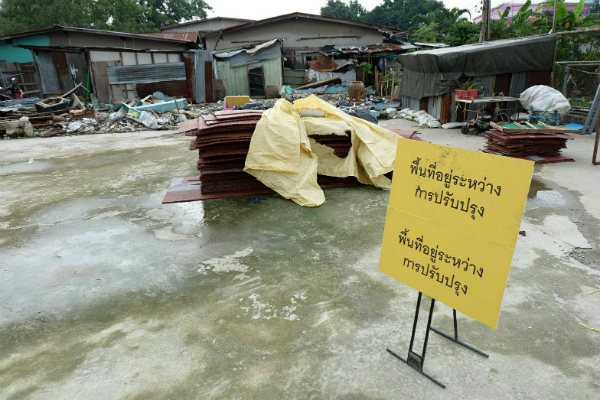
[{"left": 379, "top": 140, "right": 534, "bottom": 329}]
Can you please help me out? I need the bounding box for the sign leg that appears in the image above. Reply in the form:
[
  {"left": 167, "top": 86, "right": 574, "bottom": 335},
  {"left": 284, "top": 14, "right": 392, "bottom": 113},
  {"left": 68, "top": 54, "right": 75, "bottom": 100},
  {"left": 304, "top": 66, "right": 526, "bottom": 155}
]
[
  {"left": 430, "top": 309, "right": 489, "bottom": 358},
  {"left": 387, "top": 292, "right": 446, "bottom": 389}
]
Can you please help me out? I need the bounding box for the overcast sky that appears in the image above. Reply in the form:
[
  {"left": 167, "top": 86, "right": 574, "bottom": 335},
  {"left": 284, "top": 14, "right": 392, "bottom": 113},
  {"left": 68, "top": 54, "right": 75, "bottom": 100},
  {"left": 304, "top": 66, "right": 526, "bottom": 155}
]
[{"left": 205, "top": 0, "right": 512, "bottom": 22}]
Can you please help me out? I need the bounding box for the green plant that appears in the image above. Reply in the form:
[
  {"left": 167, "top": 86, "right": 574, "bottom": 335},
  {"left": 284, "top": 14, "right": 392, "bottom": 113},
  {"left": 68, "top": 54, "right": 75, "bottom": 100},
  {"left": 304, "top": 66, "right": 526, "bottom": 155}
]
[
  {"left": 459, "top": 80, "right": 484, "bottom": 91},
  {"left": 359, "top": 62, "right": 374, "bottom": 77}
]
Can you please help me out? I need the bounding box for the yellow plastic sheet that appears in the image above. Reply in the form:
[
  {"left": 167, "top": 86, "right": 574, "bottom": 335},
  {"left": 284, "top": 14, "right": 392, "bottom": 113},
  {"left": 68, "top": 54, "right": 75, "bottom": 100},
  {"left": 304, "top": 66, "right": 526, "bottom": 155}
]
[{"left": 244, "top": 95, "right": 400, "bottom": 207}]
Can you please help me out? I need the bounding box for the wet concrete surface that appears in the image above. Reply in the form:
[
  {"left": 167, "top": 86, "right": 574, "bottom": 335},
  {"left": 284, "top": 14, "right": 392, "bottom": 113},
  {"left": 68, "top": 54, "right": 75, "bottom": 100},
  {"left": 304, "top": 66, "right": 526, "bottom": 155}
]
[{"left": 1, "top": 128, "right": 599, "bottom": 399}]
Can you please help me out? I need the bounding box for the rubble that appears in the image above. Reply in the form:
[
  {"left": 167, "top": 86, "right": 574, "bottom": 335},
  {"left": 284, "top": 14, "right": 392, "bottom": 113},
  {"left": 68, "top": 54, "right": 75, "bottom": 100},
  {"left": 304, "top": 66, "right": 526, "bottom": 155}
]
[{"left": 1, "top": 82, "right": 401, "bottom": 140}]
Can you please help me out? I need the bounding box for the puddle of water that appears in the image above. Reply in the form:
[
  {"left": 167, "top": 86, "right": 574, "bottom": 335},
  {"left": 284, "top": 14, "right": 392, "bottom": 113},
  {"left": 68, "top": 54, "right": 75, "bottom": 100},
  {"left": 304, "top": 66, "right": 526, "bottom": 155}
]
[
  {"left": 528, "top": 178, "right": 566, "bottom": 206},
  {"left": 0, "top": 160, "right": 58, "bottom": 176}
]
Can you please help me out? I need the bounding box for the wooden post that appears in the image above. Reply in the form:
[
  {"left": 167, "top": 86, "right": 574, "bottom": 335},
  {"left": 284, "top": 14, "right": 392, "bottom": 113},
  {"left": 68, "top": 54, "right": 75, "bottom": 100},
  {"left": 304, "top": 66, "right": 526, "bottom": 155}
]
[
  {"left": 480, "top": 0, "right": 490, "bottom": 42},
  {"left": 552, "top": 0, "right": 559, "bottom": 33},
  {"left": 562, "top": 66, "right": 570, "bottom": 96}
]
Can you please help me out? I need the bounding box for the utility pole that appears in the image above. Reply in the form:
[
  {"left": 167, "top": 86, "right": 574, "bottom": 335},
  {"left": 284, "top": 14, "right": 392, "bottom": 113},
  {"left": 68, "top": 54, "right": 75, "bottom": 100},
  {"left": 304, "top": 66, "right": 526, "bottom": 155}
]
[
  {"left": 552, "top": 0, "right": 559, "bottom": 33},
  {"left": 479, "top": 0, "right": 490, "bottom": 42}
]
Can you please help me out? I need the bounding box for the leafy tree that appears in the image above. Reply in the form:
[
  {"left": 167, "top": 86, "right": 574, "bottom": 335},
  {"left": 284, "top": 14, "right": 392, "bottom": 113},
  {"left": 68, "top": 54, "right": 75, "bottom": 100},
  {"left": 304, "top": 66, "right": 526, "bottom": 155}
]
[
  {"left": 0, "top": 0, "right": 211, "bottom": 35},
  {"left": 445, "top": 21, "right": 480, "bottom": 46},
  {"left": 364, "top": 0, "right": 443, "bottom": 31},
  {"left": 320, "top": 0, "right": 367, "bottom": 21},
  {"left": 489, "top": 0, "right": 536, "bottom": 39},
  {"left": 535, "top": 0, "right": 600, "bottom": 30},
  {"left": 410, "top": 7, "right": 471, "bottom": 43}
]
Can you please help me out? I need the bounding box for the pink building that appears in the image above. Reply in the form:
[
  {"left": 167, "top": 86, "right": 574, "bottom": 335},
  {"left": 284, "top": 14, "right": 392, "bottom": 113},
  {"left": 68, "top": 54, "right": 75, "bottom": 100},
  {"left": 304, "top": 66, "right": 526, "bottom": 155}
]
[{"left": 473, "top": 2, "right": 595, "bottom": 23}]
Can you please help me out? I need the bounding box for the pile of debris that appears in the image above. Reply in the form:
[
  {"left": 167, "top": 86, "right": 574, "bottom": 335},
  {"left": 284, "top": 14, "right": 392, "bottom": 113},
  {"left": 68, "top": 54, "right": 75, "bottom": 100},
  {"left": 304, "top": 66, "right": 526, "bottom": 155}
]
[{"left": 483, "top": 122, "right": 577, "bottom": 164}]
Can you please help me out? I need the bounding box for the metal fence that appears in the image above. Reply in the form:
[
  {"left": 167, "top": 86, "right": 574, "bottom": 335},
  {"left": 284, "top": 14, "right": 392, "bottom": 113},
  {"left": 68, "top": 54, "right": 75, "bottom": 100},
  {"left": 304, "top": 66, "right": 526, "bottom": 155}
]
[{"left": 554, "top": 30, "right": 600, "bottom": 108}]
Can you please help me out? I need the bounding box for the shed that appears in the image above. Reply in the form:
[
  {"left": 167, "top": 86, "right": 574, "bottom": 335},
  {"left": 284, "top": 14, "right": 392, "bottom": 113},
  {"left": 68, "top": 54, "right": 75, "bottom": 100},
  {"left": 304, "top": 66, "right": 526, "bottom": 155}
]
[
  {"left": 0, "top": 26, "right": 211, "bottom": 104},
  {"left": 214, "top": 40, "right": 283, "bottom": 97},
  {"left": 203, "top": 13, "right": 410, "bottom": 93},
  {"left": 397, "top": 35, "right": 557, "bottom": 123}
]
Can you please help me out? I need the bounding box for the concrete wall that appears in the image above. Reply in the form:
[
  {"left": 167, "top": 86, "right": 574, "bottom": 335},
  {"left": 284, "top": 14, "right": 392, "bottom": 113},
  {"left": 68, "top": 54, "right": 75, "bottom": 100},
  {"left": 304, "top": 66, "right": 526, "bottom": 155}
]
[
  {"left": 205, "top": 18, "right": 384, "bottom": 51},
  {"left": 161, "top": 18, "right": 250, "bottom": 33}
]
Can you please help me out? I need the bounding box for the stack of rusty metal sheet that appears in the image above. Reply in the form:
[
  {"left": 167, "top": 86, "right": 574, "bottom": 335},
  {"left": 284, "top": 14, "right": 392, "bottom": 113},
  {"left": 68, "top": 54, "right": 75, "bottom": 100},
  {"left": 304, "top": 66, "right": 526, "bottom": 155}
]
[
  {"left": 483, "top": 123, "right": 575, "bottom": 164},
  {"left": 179, "top": 110, "right": 268, "bottom": 196},
  {"left": 309, "top": 133, "right": 352, "bottom": 157},
  {"left": 176, "top": 110, "right": 361, "bottom": 201}
]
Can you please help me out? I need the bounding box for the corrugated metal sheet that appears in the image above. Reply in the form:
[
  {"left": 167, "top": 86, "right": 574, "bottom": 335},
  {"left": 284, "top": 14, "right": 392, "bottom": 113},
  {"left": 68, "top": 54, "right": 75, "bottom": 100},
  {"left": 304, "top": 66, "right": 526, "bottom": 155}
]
[
  {"left": 427, "top": 95, "right": 442, "bottom": 119},
  {"left": 36, "top": 51, "right": 60, "bottom": 95},
  {"left": 401, "top": 96, "right": 420, "bottom": 110},
  {"left": 226, "top": 44, "right": 281, "bottom": 68},
  {"left": 107, "top": 62, "right": 185, "bottom": 84},
  {"left": 192, "top": 50, "right": 213, "bottom": 103},
  {"left": 136, "top": 80, "right": 188, "bottom": 99},
  {"left": 217, "top": 58, "right": 282, "bottom": 97},
  {"left": 143, "top": 32, "right": 199, "bottom": 42},
  {"left": 509, "top": 72, "right": 527, "bottom": 96},
  {"left": 65, "top": 52, "right": 88, "bottom": 95}
]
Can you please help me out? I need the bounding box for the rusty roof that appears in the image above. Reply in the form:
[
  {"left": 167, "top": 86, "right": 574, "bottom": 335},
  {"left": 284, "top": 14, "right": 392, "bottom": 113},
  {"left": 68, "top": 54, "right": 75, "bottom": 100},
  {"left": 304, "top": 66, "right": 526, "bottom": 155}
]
[
  {"left": 142, "top": 32, "right": 200, "bottom": 42},
  {"left": 319, "top": 43, "right": 418, "bottom": 56}
]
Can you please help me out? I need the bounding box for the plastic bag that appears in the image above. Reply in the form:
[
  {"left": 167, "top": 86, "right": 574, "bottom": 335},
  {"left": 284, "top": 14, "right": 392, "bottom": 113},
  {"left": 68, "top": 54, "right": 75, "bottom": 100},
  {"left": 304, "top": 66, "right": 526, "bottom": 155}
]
[{"left": 520, "top": 85, "right": 571, "bottom": 115}]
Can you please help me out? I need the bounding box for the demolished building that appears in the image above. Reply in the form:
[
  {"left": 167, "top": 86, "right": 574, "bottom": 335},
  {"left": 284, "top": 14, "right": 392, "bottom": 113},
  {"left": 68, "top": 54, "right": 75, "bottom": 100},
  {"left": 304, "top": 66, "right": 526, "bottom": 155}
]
[{"left": 0, "top": 26, "right": 215, "bottom": 104}]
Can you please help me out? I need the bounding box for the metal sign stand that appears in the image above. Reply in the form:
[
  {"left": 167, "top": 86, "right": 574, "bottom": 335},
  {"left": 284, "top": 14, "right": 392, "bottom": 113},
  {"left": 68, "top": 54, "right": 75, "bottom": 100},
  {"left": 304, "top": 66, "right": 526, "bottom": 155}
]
[{"left": 387, "top": 292, "right": 489, "bottom": 389}]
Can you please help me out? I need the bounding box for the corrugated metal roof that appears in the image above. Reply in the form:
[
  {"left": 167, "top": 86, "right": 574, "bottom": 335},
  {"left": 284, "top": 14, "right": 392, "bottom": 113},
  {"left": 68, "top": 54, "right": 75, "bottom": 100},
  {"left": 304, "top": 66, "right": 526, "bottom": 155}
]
[
  {"left": 203, "top": 12, "right": 404, "bottom": 37},
  {"left": 142, "top": 32, "right": 200, "bottom": 42},
  {"left": 107, "top": 62, "right": 186, "bottom": 85},
  {"left": 319, "top": 43, "right": 418, "bottom": 56},
  {"left": 0, "top": 26, "right": 199, "bottom": 48}
]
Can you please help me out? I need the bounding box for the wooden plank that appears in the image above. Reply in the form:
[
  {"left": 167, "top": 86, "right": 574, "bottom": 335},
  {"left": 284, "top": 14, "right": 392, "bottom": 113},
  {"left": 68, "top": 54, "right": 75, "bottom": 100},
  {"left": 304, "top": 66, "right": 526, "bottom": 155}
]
[
  {"left": 204, "top": 61, "right": 214, "bottom": 103},
  {"left": 91, "top": 61, "right": 111, "bottom": 104}
]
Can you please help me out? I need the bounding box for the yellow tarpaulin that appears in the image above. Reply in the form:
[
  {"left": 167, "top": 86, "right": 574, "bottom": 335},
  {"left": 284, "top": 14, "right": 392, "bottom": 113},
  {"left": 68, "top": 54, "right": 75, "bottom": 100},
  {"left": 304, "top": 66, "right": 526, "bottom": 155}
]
[{"left": 244, "top": 95, "right": 400, "bottom": 207}]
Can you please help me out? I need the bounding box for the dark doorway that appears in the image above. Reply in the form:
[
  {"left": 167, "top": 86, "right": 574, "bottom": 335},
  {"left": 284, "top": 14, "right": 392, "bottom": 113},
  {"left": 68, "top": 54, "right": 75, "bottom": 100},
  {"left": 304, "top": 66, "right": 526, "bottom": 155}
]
[{"left": 248, "top": 66, "right": 265, "bottom": 97}]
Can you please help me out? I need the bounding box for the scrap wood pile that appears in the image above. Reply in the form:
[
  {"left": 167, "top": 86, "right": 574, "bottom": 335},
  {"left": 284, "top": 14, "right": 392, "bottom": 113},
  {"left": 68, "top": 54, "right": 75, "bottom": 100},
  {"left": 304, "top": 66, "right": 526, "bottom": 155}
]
[
  {"left": 483, "top": 122, "right": 577, "bottom": 164},
  {"left": 1, "top": 91, "right": 188, "bottom": 138}
]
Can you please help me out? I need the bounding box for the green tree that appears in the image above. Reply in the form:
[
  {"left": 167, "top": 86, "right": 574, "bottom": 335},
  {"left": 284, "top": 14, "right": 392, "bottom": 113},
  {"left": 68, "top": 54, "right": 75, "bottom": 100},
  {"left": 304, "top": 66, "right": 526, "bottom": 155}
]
[
  {"left": 489, "top": 0, "right": 536, "bottom": 40},
  {"left": 0, "top": 0, "right": 211, "bottom": 35},
  {"left": 410, "top": 7, "right": 471, "bottom": 43},
  {"left": 535, "top": 0, "right": 600, "bottom": 31},
  {"left": 445, "top": 21, "right": 480, "bottom": 46},
  {"left": 320, "top": 0, "right": 367, "bottom": 21},
  {"left": 364, "top": 0, "right": 443, "bottom": 31}
]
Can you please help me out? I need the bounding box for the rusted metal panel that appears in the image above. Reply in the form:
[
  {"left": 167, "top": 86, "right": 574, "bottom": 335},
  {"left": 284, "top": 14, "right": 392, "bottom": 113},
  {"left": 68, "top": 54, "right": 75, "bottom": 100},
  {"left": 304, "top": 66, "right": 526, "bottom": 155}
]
[
  {"left": 106, "top": 62, "right": 185, "bottom": 84},
  {"left": 420, "top": 97, "right": 428, "bottom": 112},
  {"left": 50, "top": 51, "right": 72, "bottom": 92},
  {"left": 190, "top": 50, "right": 213, "bottom": 103},
  {"left": 440, "top": 92, "right": 453, "bottom": 124},
  {"left": 428, "top": 95, "right": 442, "bottom": 119},
  {"left": 183, "top": 56, "right": 195, "bottom": 102},
  {"left": 65, "top": 52, "right": 88, "bottom": 96},
  {"left": 135, "top": 80, "right": 189, "bottom": 99},
  {"left": 494, "top": 73, "right": 512, "bottom": 95},
  {"left": 525, "top": 70, "right": 552, "bottom": 88},
  {"left": 36, "top": 51, "right": 60, "bottom": 95},
  {"left": 509, "top": 72, "right": 527, "bottom": 96}
]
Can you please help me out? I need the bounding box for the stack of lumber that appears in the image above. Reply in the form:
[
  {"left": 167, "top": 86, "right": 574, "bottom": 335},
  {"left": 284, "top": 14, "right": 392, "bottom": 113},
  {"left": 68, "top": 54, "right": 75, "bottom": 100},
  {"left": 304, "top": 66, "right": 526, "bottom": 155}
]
[{"left": 483, "top": 122, "right": 577, "bottom": 164}]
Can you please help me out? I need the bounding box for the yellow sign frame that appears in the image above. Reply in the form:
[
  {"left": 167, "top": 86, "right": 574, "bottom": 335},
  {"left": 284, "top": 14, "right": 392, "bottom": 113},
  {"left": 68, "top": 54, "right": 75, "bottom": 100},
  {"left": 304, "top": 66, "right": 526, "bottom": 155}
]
[{"left": 379, "top": 140, "right": 534, "bottom": 329}]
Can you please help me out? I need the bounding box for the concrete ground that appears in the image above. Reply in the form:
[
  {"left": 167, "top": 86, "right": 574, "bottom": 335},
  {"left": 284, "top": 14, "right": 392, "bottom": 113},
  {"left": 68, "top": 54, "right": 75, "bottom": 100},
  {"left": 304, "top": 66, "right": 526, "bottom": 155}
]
[{"left": 0, "top": 121, "right": 599, "bottom": 399}]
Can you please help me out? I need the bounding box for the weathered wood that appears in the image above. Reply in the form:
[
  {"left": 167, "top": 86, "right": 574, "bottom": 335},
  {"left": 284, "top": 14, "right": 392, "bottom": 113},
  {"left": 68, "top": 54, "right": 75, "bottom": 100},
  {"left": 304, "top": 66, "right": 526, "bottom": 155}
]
[{"left": 296, "top": 76, "right": 341, "bottom": 90}]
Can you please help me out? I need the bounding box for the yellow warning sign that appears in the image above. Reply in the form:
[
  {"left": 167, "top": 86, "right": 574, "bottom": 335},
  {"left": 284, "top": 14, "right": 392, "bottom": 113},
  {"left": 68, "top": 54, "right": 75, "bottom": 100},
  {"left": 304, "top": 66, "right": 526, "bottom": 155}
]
[{"left": 379, "top": 140, "right": 534, "bottom": 329}]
